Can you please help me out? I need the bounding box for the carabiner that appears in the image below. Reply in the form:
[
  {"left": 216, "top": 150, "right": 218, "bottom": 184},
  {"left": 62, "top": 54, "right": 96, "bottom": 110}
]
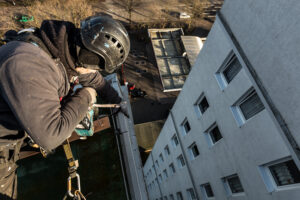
[{"left": 67, "top": 173, "right": 81, "bottom": 197}]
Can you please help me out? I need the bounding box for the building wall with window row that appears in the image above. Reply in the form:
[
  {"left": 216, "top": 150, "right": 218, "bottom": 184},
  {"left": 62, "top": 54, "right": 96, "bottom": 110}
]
[{"left": 143, "top": 1, "right": 300, "bottom": 200}]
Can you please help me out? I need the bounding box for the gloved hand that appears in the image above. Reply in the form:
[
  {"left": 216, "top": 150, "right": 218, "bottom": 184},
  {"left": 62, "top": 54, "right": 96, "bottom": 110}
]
[
  {"left": 113, "top": 101, "right": 129, "bottom": 118},
  {"left": 82, "top": 87, "right": 97, "bottom": 106},
  {"left": 76, "top": 67, "right": 122, "bottom": 104}
]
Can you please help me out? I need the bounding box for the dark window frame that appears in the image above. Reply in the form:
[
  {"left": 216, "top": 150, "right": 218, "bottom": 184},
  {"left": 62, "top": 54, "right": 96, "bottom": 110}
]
[
  {"left": 189, "top": 142, "right": 200, "bottom": 159},
  {"left": 182, "top": 119, "right": 191, "bottom": 135},
  {"left": 224, "top": 174, "right": 244, "bottom": 194},
  {"left": 209, "top": 125, "right": 223, "bottom": 144},
  {"left": 172, "top": 134, "right": 179, "bottom": 147},
  {"left": 198, "top": 96, "right": 209, "bottom": 114},
  {"left": 269, "top": 159, "right": 300, "bottom": 187},
  {"left": 177, "top": 154, "right": 185, "bottom": 168},
  {"left": 222, "top": 54, "right": 242, "bottom": 84},
  {"left": 202, "top": 183, "right": 214, "bottom": 198},
  {"left": 238, "top": 90, "right": 265, "bottom": 120}
]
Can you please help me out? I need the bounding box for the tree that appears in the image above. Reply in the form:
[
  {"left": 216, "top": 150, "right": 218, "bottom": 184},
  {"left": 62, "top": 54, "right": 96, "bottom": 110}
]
[
  {"left": 181, "top": 0, "right": 210, "bottom": 30},
  {"left": 119, "top": 0, "right": 141, "bottom": 24},
  {"left": 181, "top": 0, "right": 210, "bottom": 19}
]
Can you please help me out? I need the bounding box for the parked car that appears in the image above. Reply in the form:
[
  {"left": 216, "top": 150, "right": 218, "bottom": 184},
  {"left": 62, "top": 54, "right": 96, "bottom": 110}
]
[{"left": 179, "top": 12, "right": 191, "bottom": 19}]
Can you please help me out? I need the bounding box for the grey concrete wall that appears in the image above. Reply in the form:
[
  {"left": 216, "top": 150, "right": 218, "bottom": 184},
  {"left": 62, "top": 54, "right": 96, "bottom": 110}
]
[
  {"left": 143, "top": 1, "right": 300, "bottom": 199},
  {"left": 221, "top": 0, "right": 300, "bottom": 153},
  {"left": 144, "top": 116, "right": 194, "bottom": 200}
]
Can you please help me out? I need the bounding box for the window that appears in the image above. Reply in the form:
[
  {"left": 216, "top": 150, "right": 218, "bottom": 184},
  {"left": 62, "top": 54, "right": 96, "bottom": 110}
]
[
  {"left": 176, "top": 192, "right": 183, "bottom": 200},
  {"left": 159, "top": 174, "right": 162, "bottom": 183},
  {"left": 164, "top": 145, "right": 170, "bottom": 156},
  {"left": 187, "top": 188, "right": 196, "bottom": 200},
  {"left": 205, "top": 124, "right": 223, "bottom": 146},
  {"left": 209, "top": 126, "right": 223, "bottom": 144},
  {"left": 171, "top": 135, "right": 179, "bottom": 147},
  {"left": 269, "top": 159, "right": 300, "bottom": 186},
  {"left": 177, "top": 154, "right": 185, "bottom": 168},
  {"left": 198, "top": 96, "right": 209, "bottom": 114},
  {"left": 159, "top": 153, "right": 164, "bottom": 162},
  {"left": 201, "top": 183, "right": 214, "bottom": 198},
  {"left": 231, "top": 89, "right": 265, "bottom": 126},
  {"left": 194, "top": 94, "right": 210, "bottom": 118},
  {"left": 223, "top": 55, "right": 242, "bottom": 83},
  {"left": 169, "top": 163, "right": 176, "bottom": 175},
  {"left": 259, "top": 158, "right": 300, "bottom": 192},
  {"left": 188, "top": 142, "right": 200, "bottom": 160},
  {"left": 223, "top": 174, "right": 244, "bottom": 195},
  {"left": 163, "top": 169, "right": 168, "bottom": 179},
  {"left": 181, "top": 119, "right": 191, "bottom": 136},
  {"left": 239, "top": 90, "right": 264, "bottom": 120},
  {"left": 155, "top": 160, "right": 159, "bottom": 168},
  {"left": 169, "top": 194, "right": 175, "bottom": 200},
  {"left": 215, "top": 53, "right": 242, "bottom": 90}
]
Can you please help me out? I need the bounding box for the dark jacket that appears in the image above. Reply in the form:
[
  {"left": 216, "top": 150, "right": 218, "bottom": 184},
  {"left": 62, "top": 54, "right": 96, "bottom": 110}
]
[
  {"left": 0, "top": 41, "right": 92, "bottom": 152},
  {"left": 0, "top": 19, "right": 123, "bottom": 153}
]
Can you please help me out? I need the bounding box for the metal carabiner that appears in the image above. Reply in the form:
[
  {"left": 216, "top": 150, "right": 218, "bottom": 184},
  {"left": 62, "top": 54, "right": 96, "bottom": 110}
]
[{"left": 67, "top": 173, "right": 81, "bottom": 197}]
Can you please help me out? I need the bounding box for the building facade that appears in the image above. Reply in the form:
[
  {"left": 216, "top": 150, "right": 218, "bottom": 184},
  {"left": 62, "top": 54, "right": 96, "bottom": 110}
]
[{"left": 143, "top": 0, "right": 300, "bottom": 200}]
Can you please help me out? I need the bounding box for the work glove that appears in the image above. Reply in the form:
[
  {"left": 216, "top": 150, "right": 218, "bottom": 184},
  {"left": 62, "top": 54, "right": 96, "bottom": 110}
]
[
  {"left": 113, "top": 101, "right": 129, "bottom": 118},
  {"left": 82, "top": 87, "right": 97, "bottom": 106},
  {"left": 75, "top": 87, "right": 96, "bottom": 137},
  {"left": 76, "top": 67, "right": 122, "bottom": 104}
]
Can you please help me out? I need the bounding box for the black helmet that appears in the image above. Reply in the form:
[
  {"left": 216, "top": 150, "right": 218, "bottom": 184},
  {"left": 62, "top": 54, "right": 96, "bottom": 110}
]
[{"left": 80, "top": 16, "right": 130, "bottom": 73}]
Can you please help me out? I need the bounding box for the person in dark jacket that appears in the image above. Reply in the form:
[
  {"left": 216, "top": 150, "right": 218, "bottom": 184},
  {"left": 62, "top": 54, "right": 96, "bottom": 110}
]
[{"left": 0, "top": 15, "right": 130, "bottom": 199}]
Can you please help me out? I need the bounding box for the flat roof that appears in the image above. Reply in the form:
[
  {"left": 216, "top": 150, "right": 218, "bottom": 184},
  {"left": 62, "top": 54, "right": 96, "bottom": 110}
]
[
  {"left": 148, "top": 28, "right": 191, "bottom": 92},
  {"left": 181, "top": 36, "right": 203, "bottom": 67}
]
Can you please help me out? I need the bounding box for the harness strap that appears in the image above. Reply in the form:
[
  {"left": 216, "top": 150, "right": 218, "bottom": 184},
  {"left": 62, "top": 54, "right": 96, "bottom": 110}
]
[
  {"left": 62, "top": 139, "right": 86, "bottom": 199},
  {"left": 62, "top": 139, "right": 78, "bottom": 178}
]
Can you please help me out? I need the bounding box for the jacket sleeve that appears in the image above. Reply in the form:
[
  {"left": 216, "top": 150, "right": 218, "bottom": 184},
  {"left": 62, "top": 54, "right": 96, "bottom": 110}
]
[
  {"left": 0, "top": 52, "right": 91, "bottom": 152},
  {"left": 78, "top": 72, "right": 121, "bottom": 104}
]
